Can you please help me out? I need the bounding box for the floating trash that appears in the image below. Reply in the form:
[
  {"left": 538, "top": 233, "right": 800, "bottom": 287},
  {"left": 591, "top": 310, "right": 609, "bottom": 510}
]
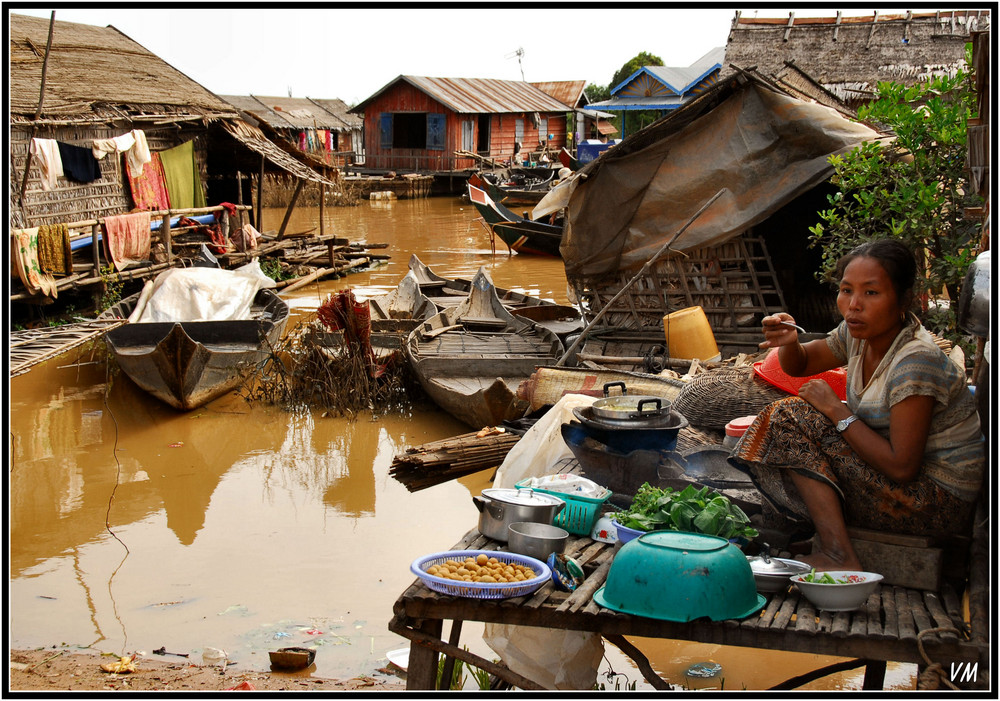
[{"left": 685, "top": 661, "right": 722, "bottom": 678}]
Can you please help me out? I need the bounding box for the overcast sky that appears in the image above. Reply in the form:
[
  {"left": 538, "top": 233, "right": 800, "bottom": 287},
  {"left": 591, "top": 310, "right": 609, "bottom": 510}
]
[{"left": 9, "top": 5, "right": 913, "bottom": 105}]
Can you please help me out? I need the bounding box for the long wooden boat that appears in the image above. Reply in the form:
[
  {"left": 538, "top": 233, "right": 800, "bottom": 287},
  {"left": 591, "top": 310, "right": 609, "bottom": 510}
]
[
  {"left": 100, "top": 286, "right": 289, "bottom": 410},
  {"left": 467, "top": 183, "right": 563, "bottom": 257},
  {"left": 406, "top": 255, "right": 582, "bottom": 339},
  {"left": 469, "top": 169, "right": 555, "bottom": 207},
  {"left": 404, "top": 268, "right": 566, "bottom": 428}
]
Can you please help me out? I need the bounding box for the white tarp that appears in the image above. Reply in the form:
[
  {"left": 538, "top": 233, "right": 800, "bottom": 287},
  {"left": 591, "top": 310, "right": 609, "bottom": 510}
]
[{"left": 128, "top": 260, "right": 276, "bottom": 323}]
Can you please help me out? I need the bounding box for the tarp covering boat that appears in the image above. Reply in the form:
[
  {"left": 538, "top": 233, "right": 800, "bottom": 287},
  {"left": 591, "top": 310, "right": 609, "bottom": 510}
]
[{"left": 556, "top": 76, "right": 889, "bottom": 278}]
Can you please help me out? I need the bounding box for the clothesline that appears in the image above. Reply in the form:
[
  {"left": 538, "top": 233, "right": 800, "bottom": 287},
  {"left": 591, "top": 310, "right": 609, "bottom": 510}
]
[{"left": 57, "top": 204, "right": 252, "bottom": 235}]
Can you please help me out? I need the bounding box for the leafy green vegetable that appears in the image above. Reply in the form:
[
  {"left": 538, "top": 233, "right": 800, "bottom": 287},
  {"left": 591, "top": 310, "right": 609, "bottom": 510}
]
[{"left": 609, "top": 483, "right": 758, "bottom": 541}]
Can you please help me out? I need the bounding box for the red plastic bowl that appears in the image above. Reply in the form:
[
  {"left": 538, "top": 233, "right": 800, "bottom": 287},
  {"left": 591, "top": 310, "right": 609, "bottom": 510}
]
[{"left": 753, "top": 348, "right": 847, "bottom": 400}]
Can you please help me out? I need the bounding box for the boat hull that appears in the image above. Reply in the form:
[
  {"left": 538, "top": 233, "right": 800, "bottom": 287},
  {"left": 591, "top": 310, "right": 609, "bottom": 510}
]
[{"left": 103, "top": 289, "right": 288, "bottom": 410}]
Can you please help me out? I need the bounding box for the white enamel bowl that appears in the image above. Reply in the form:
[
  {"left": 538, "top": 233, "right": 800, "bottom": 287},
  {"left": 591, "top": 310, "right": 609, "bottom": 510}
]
[{"left": 790, "top": 570, "right": 883, "bottom": 611}]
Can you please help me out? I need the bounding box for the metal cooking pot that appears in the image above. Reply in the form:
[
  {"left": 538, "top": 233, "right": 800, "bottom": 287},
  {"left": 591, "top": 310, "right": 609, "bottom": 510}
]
[
  {"left": 473, "top": 488, "right": 566, "bottom": 542},
  {"left": 591, "top": 382, "right": 671, "bottom": 422}
]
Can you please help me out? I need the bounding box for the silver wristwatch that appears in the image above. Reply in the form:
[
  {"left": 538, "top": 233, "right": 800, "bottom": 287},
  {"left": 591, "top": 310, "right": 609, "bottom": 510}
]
[{"left": 835, "top": 414, "right": 858, "bottom": 433}]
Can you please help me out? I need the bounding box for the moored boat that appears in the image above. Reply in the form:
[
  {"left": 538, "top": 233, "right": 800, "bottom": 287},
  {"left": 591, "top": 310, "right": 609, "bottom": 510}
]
[
  {"left": 404, "top": 268, "right": 566, "bottom": 428},
  {"left": 466, "top": 183, "right": 563, "bottom": 257},
  {"left": 100, "top": 264, "right": 289, "bottom": 410}
]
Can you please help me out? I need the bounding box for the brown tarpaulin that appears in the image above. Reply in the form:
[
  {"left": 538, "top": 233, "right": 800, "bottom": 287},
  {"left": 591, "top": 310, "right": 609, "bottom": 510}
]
[{"left": 560, "top": 81, "right": 886, "bottom": 278}]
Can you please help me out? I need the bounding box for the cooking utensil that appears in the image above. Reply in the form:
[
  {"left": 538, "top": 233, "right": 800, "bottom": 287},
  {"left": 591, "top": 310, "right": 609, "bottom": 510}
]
[
  {"left": 594, "top": 531, "right": 765, "bottom": 622},
  {"left": 591, "top": 381, "right": 671, "bottom": 421},
  {"left": 746, "top": 544, "right": 810, "bottom": 593},
  {"left": 473, "top": 488, "right": 565, "bottom": 542},
  {"left": 778, "top": 320, "right": 807, "bottom": 334},
  {"left": 507, "top": 521, "right": 569, "bottom": 561}
]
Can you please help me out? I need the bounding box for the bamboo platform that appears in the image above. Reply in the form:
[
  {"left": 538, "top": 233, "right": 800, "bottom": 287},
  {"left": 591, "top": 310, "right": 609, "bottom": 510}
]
[
  {"left": 9, "top": 319, "right": 125, "bottom": 377},
  {"left": 392, "top": 516, "right": 988, "bottom": 691}
]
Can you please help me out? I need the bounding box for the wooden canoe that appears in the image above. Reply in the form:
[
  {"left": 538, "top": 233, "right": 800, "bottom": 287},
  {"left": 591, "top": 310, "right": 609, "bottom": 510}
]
[
  {"left": 100, "top": 287, "right": 289, "bottom": 410},
  {"left": 467, "top": 183, "right": 563, "bottom": 257},
  {"left": 406, "top": 255, "right": 582, "bottom": 339},
  {"left": 405, "top": 268, "right": 565, "bottom": 428}
]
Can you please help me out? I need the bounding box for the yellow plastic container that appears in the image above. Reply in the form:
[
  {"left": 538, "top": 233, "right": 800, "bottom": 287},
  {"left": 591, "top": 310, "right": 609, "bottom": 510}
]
[{"left": 662, "top": 306, "right": 719, "bottom": 361}]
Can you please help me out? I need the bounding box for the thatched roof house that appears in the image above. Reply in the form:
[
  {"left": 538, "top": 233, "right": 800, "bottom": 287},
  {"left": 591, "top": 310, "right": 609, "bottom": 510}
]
[
  {"left": 723, "top": 10, "right": 989, "bottom": 108},
  {"left": 9, "top": 12, "right": 334, "bottom": 231},
  {"left": 222, "top": 95, "right": 364, "bottom": 167}
]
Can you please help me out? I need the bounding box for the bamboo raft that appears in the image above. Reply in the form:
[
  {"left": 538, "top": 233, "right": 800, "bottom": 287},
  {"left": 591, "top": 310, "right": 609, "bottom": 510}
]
[{"left": 389, "top": 428, "right": 521, "bottom": 492}]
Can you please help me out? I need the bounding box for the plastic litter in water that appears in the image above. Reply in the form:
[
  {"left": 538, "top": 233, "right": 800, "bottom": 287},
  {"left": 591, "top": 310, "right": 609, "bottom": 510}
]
[{"left": 685, "top": 661, "right": 722, "bottom": 678}]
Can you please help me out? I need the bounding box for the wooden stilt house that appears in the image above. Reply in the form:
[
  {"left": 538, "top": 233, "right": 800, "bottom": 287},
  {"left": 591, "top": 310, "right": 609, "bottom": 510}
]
[
  {"left": 8, "top": 12, "right": 336, "bottom": 310},
  {"left": 349, "top": 76, "right": 574, "bottom": 172}
]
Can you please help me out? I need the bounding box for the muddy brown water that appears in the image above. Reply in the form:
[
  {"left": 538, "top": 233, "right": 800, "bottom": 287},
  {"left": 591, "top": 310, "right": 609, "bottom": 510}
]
[{"left": 8, "top": 197, "right": 916, "bottom": 690}]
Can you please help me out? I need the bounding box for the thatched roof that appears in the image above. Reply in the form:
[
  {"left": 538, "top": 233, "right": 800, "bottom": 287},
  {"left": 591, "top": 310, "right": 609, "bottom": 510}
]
[
  {"left": 9, "top": 13, "right": 237, "bottom": 123},
  {"left": 723, "top": 10, "right": 989, "bottom": 104},
  {"left": 221, "top": 95, "right": 358, "bottom": 131},
  {"left": 309, "top": 98, "right": 363, "bottom": 129}
]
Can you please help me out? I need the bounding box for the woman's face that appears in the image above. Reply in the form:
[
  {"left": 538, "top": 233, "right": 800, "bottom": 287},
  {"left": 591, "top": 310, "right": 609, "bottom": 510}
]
[{"left": 837, "top": 256, "right": 905, "bottom": 344}]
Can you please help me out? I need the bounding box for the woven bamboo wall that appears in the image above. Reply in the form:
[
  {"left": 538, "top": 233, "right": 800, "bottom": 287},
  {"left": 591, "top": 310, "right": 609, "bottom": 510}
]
[{"left": 9, "top": 126, "right": 209, "bottom": 230}]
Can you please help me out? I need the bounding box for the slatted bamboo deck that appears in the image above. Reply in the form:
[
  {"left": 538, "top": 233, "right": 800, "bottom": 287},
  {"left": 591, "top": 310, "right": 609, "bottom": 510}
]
[{"left": 9, "top": 319, "right": 125, "bottom": 377}]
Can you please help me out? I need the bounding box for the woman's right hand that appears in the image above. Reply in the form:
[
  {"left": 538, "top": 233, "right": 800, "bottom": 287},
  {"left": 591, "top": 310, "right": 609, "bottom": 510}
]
[{"left": 759, "top": 313, "right": 801, "bottom": 350}]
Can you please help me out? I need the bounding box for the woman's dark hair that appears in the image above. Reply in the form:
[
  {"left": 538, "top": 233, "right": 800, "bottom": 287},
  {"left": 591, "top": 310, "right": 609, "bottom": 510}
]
[{"left": 834, "top": 239, "right": 917, "bottom": 304}]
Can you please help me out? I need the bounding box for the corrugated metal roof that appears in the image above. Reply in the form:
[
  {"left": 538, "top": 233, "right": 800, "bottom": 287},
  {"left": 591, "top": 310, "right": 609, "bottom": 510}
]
[
  {"left": 612, "top": 47, "right": 725, "bottom": 96},
  {"left": 531, "top": 80, "right": 587, "bottom": 107},
  {"left": 253, "top": 96, "right": 348, "bottom": 129},
  {"left": 309, "top": 98, "right": 363, "bottom": 129},
  {"left": 353, "top": 75, "right": 573, "bottom": 114}
]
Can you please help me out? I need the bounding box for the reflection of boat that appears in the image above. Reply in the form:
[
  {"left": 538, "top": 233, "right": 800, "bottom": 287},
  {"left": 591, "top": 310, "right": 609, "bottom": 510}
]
[
  {"left": 467, "top": 183, "right": 563, "bottom": 257},
  {"left": 101, "top": 279, "right": 289, "bottom": 411},
  {"left": 407, "top": 255, "right": 582, "bottom": 339},
  {"left": 404, "top": 268, "right": 565, "bottom": 428}
]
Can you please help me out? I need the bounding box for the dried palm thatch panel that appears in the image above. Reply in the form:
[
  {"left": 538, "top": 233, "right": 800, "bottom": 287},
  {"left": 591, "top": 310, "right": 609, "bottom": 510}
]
[
  {"left": 569, "top": 235, "right": 786, "bottom": 337},
  {"left": 723, "top": 10, "right": 987, "bottom": 109}
]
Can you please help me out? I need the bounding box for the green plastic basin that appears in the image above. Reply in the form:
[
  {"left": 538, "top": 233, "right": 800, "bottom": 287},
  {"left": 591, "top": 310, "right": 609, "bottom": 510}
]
[{"left": 594, "top": 531, "right": 765, "bottom": 622}]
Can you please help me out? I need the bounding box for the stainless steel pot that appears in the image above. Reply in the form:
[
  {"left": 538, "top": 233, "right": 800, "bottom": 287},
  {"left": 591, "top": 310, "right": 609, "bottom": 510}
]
[
  {"left": 472, "top": 488, "right": 566, "bottom": 542},
  {"left": 591, "top": 382, "right": 671, "bottom": 422},
  {"left": 746, "top": 547, "right": 810, "bottom": 593}
]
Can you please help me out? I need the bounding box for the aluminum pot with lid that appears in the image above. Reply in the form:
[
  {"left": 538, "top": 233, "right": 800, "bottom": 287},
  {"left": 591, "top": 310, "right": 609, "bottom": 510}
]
[
  {"left": 473, "top": 488, "right": 566, "bottom": 542},
  {"left": 591, "top": 382, "right": 671, "bottom": 421},
  {"left": 746, "top": 545, "right": 811, "bottom": 593}
]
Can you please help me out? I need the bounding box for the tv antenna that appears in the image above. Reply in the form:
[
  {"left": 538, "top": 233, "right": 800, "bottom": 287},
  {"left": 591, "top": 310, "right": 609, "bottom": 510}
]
[{"left": 505, "top": 47, "right": 525, "bottom": 81}]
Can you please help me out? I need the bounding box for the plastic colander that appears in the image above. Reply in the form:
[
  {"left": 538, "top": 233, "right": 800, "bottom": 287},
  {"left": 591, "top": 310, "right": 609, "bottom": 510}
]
[
  {"left": 753, "top": 348, "right": 847, "bottom": 400},
  {"left": 594, "top": 531, "right": 765, "bottom": 622}
]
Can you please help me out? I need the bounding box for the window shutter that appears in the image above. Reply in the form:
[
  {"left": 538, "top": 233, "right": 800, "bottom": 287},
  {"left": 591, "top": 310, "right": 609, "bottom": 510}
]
[
  {"left": 380, "top": 113, "right": 393, "bottom": 148},
  {"left": 427, "top": 113, "right": 445, "bottom": 150}
]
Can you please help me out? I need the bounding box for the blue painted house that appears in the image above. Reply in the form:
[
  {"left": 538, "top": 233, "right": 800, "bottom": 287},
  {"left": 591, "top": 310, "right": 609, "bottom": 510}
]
[{"left": 585, "top": 47, "right": 725, "bottom": 137}]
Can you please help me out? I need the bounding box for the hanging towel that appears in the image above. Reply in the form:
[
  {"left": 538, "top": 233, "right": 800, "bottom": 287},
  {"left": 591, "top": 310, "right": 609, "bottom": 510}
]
[
  {"left": 12, "top": 227, "right": 58, "bottom": 297},
  {"left": 159, "top": 140, "right": 206, "bottom": 210},
  {"left": 57, "top": 142, "right": 102, "bottom": 183},
  {"left": 92, "top": 132, "right": 136, "bottom": 160},
  {"left": 127, "top": 151, "right": 171, "bottom": 211},
  {"left": 29, "top": 138, "right": 64, "bottom": 191},
  {"left": 126, "top": 129, "right": 152, "bottom": 176},
  {"left": 102, "top": 211, "right": 152, "bottom": 271},
  {"left": 37, "top": 223, "right": 73, "bottom": 276},
  {"left": 231, "top": 223, "right": 262, "bottom": 252},
  {"left": 298, "top": 131, "right": 307, "bottom": 150},
  {"left": 326, "top": 129, "right": 334, "bottom": 151}
]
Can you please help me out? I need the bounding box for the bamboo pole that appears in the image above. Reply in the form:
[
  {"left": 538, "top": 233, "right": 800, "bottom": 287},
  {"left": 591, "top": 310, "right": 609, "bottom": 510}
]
[
  {"left": 277, "top": 179, "right": 306, "bottom": 240},
  {"left": 18, "top": 11, "right": 56, "bottom": 208},
  {"left": 555, "top": 188, "right": 727, "bottom": 366},
  {"left": 256, "top": 154, "right": 265, "bottom": 230}
]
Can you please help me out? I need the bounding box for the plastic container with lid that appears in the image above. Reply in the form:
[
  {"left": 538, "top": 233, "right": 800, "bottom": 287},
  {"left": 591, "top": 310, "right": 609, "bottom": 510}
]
[{"left": 723, "top": 414, "right": 757, "bottom": 449}]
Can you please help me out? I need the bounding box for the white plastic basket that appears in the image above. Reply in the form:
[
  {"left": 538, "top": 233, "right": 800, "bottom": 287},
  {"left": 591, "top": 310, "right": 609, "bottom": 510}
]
[{"left": 410, "top": 549, "right": 550, "bottom": 599}]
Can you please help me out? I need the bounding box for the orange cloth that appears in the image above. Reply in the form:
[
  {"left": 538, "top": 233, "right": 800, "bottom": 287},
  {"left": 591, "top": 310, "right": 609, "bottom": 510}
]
[{"left": 102, "top": 211, "right": 152, "bottom": 271}]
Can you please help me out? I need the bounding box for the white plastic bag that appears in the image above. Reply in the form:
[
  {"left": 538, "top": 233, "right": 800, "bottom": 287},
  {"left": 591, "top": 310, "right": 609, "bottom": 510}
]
[
  {"left": 483, "top": 622, "right": 604, "bottom": 690},
  {"left": 485, "top": 393, "right": 605, "bottom": 689}
]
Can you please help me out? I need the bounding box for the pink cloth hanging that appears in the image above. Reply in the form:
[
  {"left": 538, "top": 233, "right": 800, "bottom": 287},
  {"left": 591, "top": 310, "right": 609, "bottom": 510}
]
[{"left": 102, "top": 211, "right": 152, "bottom": 271}]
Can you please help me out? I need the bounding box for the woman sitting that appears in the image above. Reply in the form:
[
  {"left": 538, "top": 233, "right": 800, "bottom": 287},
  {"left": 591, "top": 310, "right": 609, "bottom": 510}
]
[{"left": 730, "top": 239, "right": 984, "bottom": 570}]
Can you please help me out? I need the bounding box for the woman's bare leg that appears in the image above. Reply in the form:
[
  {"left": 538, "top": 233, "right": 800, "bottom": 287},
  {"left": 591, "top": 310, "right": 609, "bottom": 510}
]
[{"left": 788, "top": 470, "right": 863, "bottom": 570}]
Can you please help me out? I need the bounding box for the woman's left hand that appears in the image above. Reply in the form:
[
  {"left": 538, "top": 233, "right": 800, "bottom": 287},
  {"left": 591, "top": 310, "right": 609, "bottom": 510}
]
[{"left": 797, "top": 379, "right": 846, "bottom": 419}]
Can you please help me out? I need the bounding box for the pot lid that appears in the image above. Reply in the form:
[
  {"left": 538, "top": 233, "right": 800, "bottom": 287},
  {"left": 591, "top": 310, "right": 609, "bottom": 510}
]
[
  {"left": 746, "top": 555, "right": 810, "bottom": 576},
  {"left": 481, "top": 487, "right": 563, "bottom": 507}
]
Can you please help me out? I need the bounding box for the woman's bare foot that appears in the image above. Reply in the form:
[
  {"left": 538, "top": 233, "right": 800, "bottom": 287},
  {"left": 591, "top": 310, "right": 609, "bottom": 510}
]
[{"left": 800, "top": 549, "right": 862, "bottom": 572}]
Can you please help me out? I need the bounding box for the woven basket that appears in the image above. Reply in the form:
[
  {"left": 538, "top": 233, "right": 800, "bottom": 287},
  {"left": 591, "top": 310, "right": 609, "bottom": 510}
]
[{"left": 673, "top": 365, "right": 786, "bottom": 430}]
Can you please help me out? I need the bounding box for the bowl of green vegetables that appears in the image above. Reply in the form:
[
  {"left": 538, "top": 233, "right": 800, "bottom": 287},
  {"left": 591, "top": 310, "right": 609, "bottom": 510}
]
[{"left": 790, "top": 570, "right": 883, "bottom": 611}]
